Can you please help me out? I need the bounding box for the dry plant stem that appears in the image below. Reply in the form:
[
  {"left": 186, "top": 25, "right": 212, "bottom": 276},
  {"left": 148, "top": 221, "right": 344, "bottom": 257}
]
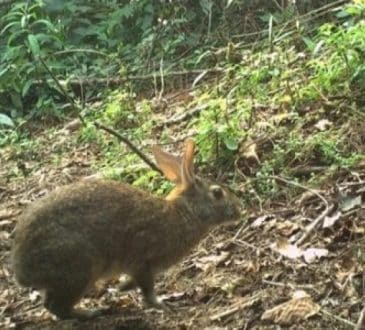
[
  {"left": 158, "top": 104, "right": 209, "bottom": 128},
  {"left": 290, "top": 164, "right": 365, "bottom": 176},
  {"left": 295, "top": 203, "right": 333, "bottom": 246},
  {"left": 158, "top": 57, "right": 165, "bottom": 100},
  {"left": 94, "top": 121, "right": 162, "bottom": 174},
  {"left": 231, "top": 222, "right": 250, "bottom": 241},
  {"left": 320, "top": 309, "right": 356, "bottom": 328},
  {"left": 267, "top": 175, "right": 330, "bottom": 246},
  {"left": 209, "top": 293, "right": 261, "bottom": 321},
  {"left": 355, "top": 306, "right": 365, "bottom": 330},
  {"left": 235, "top": 168, "right": 263, "bottom": 212},
  {"left": 209, "top": 303, "right": 243, "bottom": 321},
  {"left": 262, "top": 279, "right": 321, "bottom": 294},
  {"left": 234, "top": 239, "right": 260, "bottom": 252}
]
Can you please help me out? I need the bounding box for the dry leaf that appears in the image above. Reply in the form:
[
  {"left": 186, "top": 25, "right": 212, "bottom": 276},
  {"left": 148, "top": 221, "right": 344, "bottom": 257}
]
[
  {"left": 159, "top": 291, "right": 186, "bottom": 302},
  {"left": 0, "top": 209, "right": 16, "bottom": 220},
  {"left": 314, "top": 119, "right": 332, "bottom": 131},
  {"left": 116, "top": 295, "right": 135, "bottom": 307},
  {"left": 339, "top": 195, "right": 362, "bottom": 212},
  {"left": 261, "top": 291, "right": 320, "bottom": 325},
  {"left": 236, "top": 259, "right": 260, "bottom": 273},
  {"left": 240, "top": 139, "right": 260, "bottom": 164},
  {"left": 292, "top": 290, "right": 310, "bottom": 299},
  {"left": 276, "top": 220, "right": 299, "bottom": 236},
  {"left": 303, "top": 248, "right": 328, "bottom": 263},
  {"left": 272, "top": 240, "right": 328, "bottom": 263},
  {"left": 251, "top": 214, "right": 274, "bottom": 228},
  {"left": 271, "top": 239, "right": 302, "bottom": 259},
  {"left": 195, "top": 251, "right": 230, "bottom": 272},
  {"left": 334, "top": 259, "right": 360, "bottom": 300},
  {"left": 323, "top": 211, "right": 342, "bottom": 228}
]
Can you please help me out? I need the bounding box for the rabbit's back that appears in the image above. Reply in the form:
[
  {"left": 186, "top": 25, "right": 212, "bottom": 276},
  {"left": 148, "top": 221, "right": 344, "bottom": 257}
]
[{"left": 12, "top": 180, "right": 153, "bottom": 288}]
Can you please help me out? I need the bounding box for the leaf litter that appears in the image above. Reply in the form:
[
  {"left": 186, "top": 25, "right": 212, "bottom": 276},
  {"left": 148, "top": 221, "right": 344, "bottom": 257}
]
[{"left": 1, "top": 113, "right": 365, "bottom": 329}]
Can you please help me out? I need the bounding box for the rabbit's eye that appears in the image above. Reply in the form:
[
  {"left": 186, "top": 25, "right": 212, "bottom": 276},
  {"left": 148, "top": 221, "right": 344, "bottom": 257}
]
[{"left": 210, "top": 185, "right": 224, "bottom": 200}]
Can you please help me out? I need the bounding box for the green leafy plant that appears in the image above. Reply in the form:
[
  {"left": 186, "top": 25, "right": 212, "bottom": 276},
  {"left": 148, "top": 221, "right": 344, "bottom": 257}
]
[
  {"left": 301, "top": 1, "right": 365, "bottom": 100},
  {"left": 0, "top": 1, "right": 63, "bottom": 118},
  {"left": 191, "top": 94, "right": 252, "bottom": 164},
  {"left": 0, "top": 113, "right": 14, "bottom": 127}
]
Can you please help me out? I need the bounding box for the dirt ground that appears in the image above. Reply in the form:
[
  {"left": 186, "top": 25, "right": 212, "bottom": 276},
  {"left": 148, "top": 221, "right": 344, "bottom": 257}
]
[{"left": 1, "top": 122, "right": 365, "bottom": 330}]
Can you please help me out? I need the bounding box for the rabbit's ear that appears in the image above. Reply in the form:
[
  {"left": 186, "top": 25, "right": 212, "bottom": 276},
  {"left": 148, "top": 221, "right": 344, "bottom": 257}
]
[
  {"left": 181, "top": 138, "right": 195, "bottom": 186},
  {"left": 152, "top": 145, "right": 182, "bottom": 183}
]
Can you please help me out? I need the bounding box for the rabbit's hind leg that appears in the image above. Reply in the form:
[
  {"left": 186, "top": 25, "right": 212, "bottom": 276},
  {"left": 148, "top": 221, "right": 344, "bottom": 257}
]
[
  {"left": 133, "top": 270, "right": 170, "bottom": 311},
  {"left": 44, "top": 282, "right": 106, "bottom": 320},
  {"left": 43, "top": 265, "right": 105, "bottom": 320}
]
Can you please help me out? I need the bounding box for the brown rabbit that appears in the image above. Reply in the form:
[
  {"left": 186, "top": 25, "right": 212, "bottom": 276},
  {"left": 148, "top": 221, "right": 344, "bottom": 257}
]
[{"left": 12, "top": 139, "right": 241, "bottom": 320}]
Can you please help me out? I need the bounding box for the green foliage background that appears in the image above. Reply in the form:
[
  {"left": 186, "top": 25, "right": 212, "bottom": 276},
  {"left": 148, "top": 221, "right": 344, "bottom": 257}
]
[{"left": 0, "top": 0, "right": 349, "bottom": 120}]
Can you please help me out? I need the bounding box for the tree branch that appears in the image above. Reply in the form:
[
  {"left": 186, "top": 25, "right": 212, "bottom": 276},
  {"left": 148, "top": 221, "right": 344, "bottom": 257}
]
[{"left": 94, "top": 122, "right": 161, "bottom": 174}]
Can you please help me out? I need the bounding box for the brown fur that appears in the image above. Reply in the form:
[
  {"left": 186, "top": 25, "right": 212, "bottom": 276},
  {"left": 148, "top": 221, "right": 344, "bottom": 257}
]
[{"left": 12, "top": 139, "right": 241, "bottom": 320}]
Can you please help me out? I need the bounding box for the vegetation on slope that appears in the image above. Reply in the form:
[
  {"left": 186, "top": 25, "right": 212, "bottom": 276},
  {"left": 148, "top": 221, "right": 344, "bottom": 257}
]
[{"left": 1, "top": 0, "right": 365, "bottom": 328}]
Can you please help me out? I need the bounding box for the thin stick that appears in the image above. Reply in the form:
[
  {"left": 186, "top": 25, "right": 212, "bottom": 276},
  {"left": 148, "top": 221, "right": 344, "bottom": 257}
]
[
  {"left": 210, "top": 293, "right": 261, "bottom": 321},
  {"left": 39, "top": 56, "right": 162, "bottom": 174},
  {"left": 231, "top": 222, "right": 250, "bottom": 241},
  {"left": 267, "top": 175, "right": 330, "bottom": 246},
  {"left": 320, "top": 309, "right": 356, "bottom": 328},
  {"left": 158, "top": 57, "right": 165, "bottom": 100},
  {"left": 295, "top": 203, "right": 333, "bottom": 246},
  {"left": 355, "top": 306, "right": 365, "bottom": 330},
  {"left": 38, "top": 56, "right": 85, "bottom": 126},
  {"left": 94, "top": 122, "right": 161, "bottom": 174},
  {"left": 262, "top": 279, "right": 321, "bottom": 294}
]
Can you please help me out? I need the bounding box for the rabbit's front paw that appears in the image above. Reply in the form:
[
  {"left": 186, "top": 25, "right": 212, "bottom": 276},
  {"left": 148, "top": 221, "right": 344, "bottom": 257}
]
[
  {"left": 71, "top": 307, "right": 110, "bottom": 320},
  {"left": 145, "top": 296, "right": 172, "bottom": 312}
]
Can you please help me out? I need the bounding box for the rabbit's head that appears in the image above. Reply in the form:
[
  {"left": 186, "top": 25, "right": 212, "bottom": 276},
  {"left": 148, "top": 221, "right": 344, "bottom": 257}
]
[{"left": 153, "top": 139, "right": 241, "bottom": 226}]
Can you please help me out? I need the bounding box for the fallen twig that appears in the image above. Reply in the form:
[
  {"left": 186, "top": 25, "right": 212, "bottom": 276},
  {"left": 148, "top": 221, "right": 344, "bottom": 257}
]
[
  {"left": 94, "top": 122, "right": 161, "bottom": 174},
  {"left": 355, "top": 306, "right": 365, "bottom": 330},
  {"left": 262, "top": 279, "right": 322, "bottom": 295},
  {"left": 210, "top": 293, "right": 262, "bottom": 321},
  {"left": 231, "top": 221, "right": 250, "bottom": 241},
  {"left": 157, "top": 104, "right": 209, "bottom": 128},
  {"left": 267, "top": 175, "right": 330, "bottom": 246},
  {"left": 39, "top": 56, "right": 162, "bottom": 174},
  {"left": 320, "top": 309, "right": 356, "bottom": 328},
  {"left": 295, "top": 203, "right": 334, "bottom": 246}
]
